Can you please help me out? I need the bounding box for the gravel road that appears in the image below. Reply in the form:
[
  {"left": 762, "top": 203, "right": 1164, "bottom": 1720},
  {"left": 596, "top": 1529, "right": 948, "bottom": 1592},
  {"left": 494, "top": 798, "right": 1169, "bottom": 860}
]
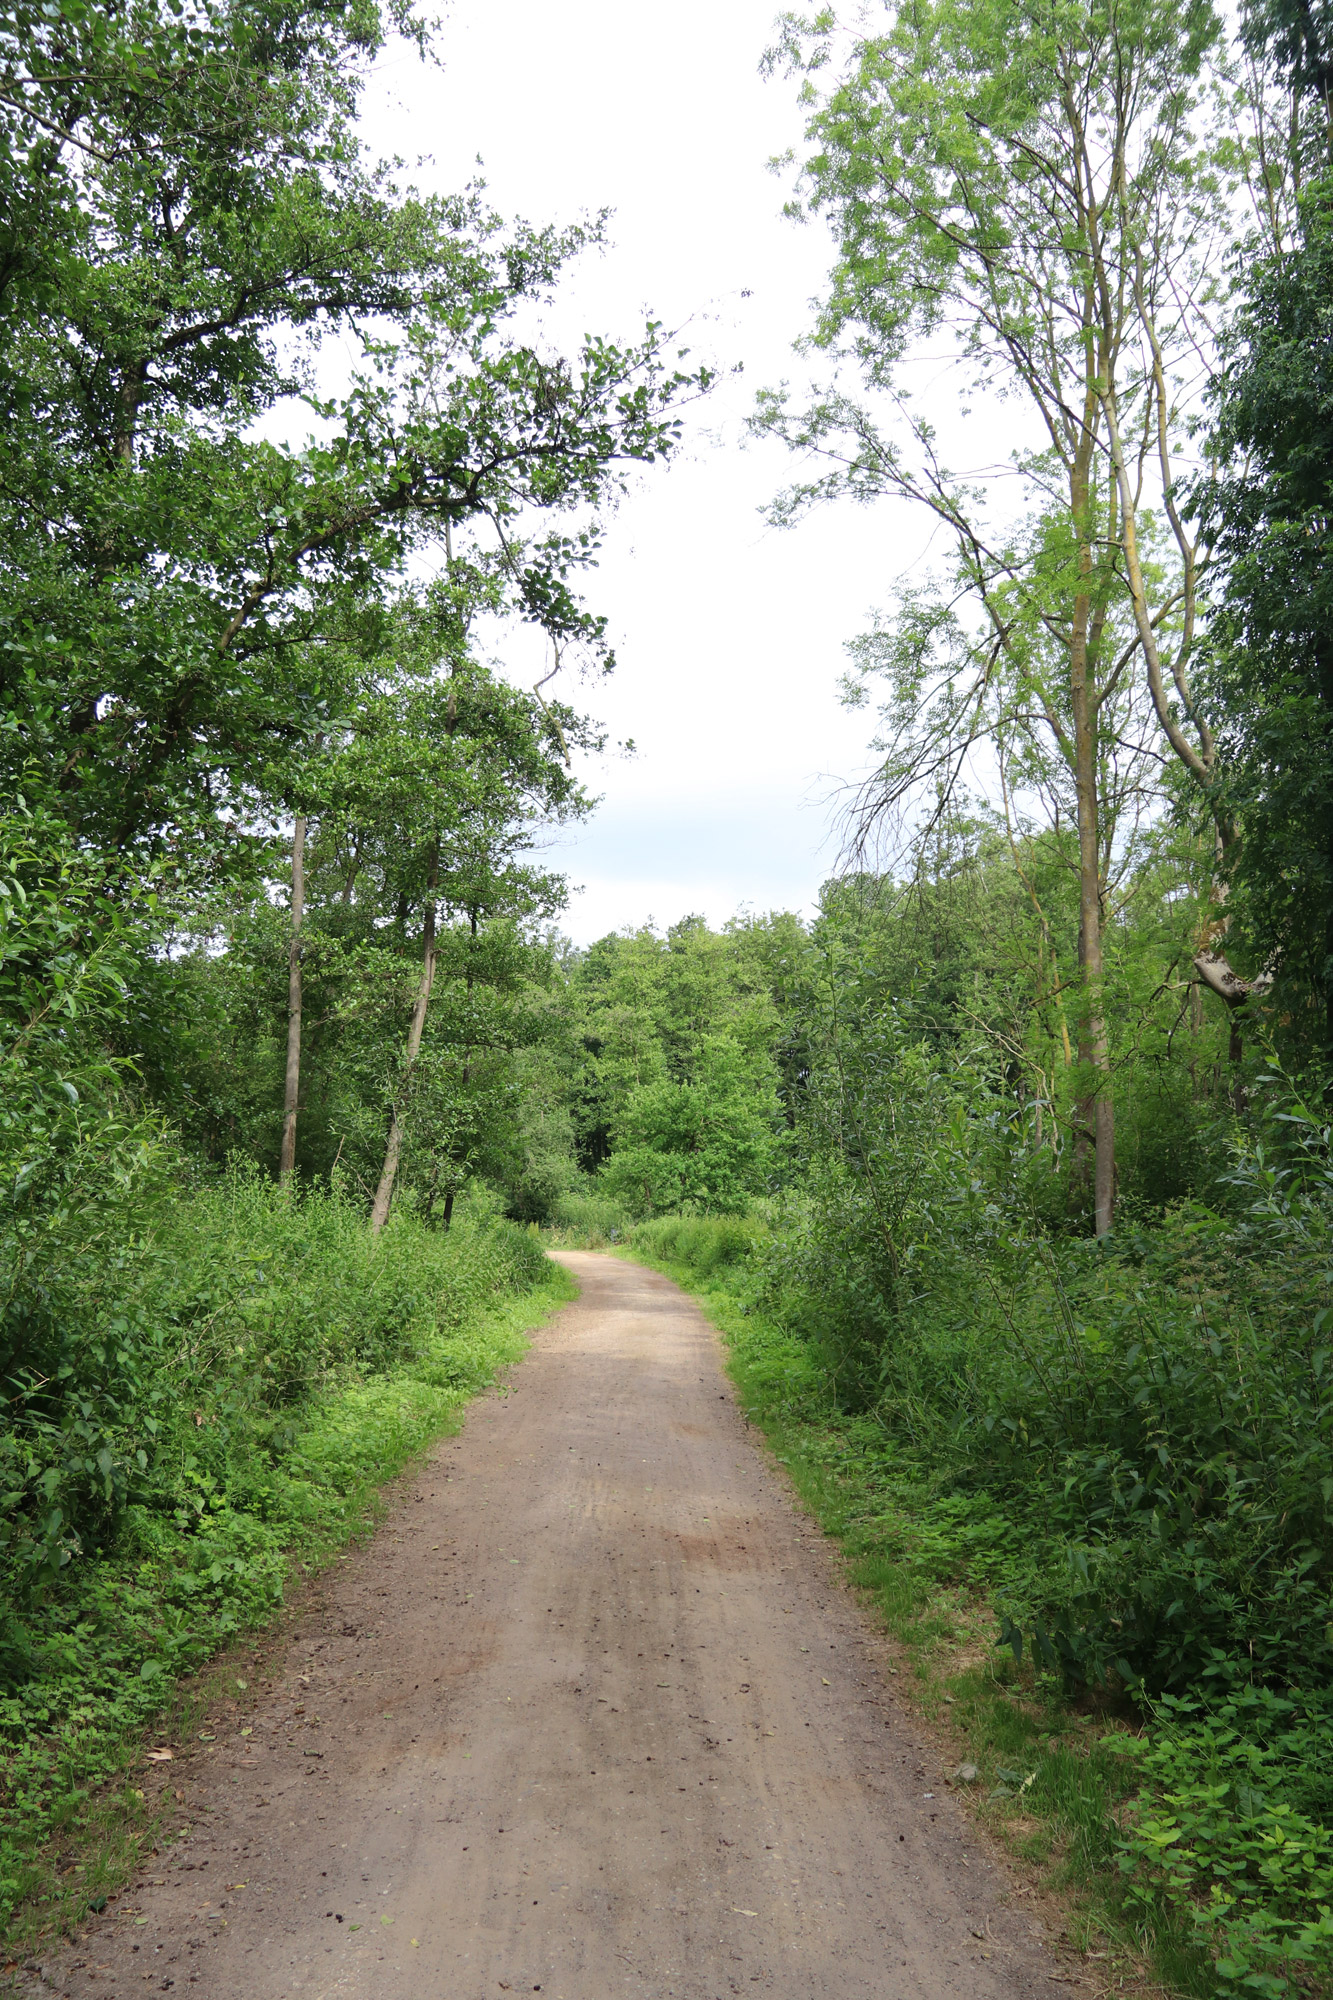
[{"left": 32, "top": 1252, "right": 1062, "bottom": 2000}]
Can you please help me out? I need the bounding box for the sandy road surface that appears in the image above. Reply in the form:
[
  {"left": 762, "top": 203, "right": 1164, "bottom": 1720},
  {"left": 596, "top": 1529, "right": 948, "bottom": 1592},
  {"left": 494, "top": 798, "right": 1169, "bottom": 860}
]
[{"left": 33, "top": 1253, "right": 1061, "bottom": 2000}]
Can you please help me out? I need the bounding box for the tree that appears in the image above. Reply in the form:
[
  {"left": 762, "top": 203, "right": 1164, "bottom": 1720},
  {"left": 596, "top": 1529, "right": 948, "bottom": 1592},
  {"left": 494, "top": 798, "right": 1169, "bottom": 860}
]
[
  {"left": 0, "top": 0, "right": 705, "bottom": 889},
  {"left": 759, "top": 0, "right": 1234, "bottom": 1231},
  {"left": 563, "top": 917, "right": 783, "bottom": 1217},
  {"left": 1196, "top": 0, "right": 1333, "bottom": 1039},
  {"left": 278, "top": 813, "right": 307, "bottom": 1182},
  {"left": 295, "top": 626, "right": 593, "bottom": 1228},
  {"left": 600, "top": 1038, "right": 779, "bottom": 1216}
]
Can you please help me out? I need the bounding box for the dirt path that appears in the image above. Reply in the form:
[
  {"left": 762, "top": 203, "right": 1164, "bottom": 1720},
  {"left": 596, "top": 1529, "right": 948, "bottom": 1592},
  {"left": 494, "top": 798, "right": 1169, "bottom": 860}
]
[{"left": 34, "top": 1253, "right": 1063, "bottom": 2000}]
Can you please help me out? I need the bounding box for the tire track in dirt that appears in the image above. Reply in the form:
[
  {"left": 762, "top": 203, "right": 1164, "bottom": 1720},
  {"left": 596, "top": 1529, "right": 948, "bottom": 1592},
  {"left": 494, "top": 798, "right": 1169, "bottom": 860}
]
[{"left": 30, "top": 1252, "right": 1064, "bottom": 2000}]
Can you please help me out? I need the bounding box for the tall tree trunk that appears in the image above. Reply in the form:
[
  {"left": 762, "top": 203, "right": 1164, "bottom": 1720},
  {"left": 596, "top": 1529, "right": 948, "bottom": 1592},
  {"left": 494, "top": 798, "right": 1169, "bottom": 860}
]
[
  {"left": 278, "top": 815, "right": 307, "bottom": 1182},
  {"left": 370, "top": 844, "right": 440, "bottom": 1236},
  {"left": 1070, "top": 643, "right": 1114, "bottom": 1236},
  {"left": 1068, "top": 444, "right": 1115, "bottom": 1237}
]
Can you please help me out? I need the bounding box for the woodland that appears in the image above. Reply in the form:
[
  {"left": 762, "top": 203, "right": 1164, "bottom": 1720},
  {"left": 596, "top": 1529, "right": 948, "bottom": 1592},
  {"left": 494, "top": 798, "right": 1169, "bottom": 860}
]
[{"left": 0, "top": 0, "right": 1331, "bottom": 1990}]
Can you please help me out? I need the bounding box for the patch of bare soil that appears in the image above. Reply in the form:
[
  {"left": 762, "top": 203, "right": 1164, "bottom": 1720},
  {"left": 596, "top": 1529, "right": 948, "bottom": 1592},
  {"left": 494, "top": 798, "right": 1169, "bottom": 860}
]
[{"left": 29, "top": 1252, "right": 1070, "bottom": 2000}]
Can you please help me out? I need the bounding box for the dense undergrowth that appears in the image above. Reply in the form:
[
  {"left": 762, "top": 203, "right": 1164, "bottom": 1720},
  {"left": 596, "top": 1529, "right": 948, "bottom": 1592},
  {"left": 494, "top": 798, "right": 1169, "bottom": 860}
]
[
  {"left": 0, "top": 1171, "right": 563, "bottom": 1934},
  {"left": 600, "top": 1114, "right": 1333, "bottom": 2000}
]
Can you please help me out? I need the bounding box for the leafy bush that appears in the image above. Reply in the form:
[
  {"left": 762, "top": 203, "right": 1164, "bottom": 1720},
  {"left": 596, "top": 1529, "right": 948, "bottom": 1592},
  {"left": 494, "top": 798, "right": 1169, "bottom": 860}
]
[
  {"left": 0, "top": 1161, "right": 546, "bottom": 1592},
  {"left": 624, "top": 1058, "right": 1333, "bottom": 1997},
  {"left": 628, "top": 1047, "right": 1333, "bottom": 1711},
  {"left": 707, "top": 1049, "right": 1333, "bottom": 1704},
  {"left": 547, "top": 1187, "right": 633, "bottom": 1246},
  {"left": 600, "top": 1037, "right": 780, "bottom": 1217},
  {"left": 629, "top": 1212, "right": 764, "bottom": 1278},
  {"left": 0, "top": 1170, "right": 557, "bottom": 1924},
  {"left": 0, "top": 801, "right": 172, "bottom": 1590},
  {"left": 1119, "top": 1689, "right": 1333, "bottom": 1998}
]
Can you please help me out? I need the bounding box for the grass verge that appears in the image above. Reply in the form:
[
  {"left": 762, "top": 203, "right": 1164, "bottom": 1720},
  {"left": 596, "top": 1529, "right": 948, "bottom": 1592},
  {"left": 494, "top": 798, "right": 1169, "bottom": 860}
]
[
  {"left": 615, "top": 1238, "right": 1206, "bottom": 2000},
  {"left": 0, "top": 1252, "right": 576, "bottom": 1965}
]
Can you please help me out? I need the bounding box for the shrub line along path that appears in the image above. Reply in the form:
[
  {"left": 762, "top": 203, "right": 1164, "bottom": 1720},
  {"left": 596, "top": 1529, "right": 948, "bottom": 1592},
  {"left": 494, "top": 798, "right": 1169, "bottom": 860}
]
[{"left": 32, "top": 1254, "right": 1062, "bottom": 2000}]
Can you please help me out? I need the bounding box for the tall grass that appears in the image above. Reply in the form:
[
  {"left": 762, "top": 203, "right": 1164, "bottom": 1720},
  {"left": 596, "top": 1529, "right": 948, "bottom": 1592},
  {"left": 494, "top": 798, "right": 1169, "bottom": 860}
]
[{"left": 544, "top": 1188, "right": 634, "bottom": 1248}]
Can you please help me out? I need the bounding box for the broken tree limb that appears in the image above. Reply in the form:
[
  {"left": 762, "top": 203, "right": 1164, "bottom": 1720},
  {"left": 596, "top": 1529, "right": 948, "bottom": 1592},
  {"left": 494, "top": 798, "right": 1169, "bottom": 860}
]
[{"left": 1192, "top": 949, "right": 1275, "bottom": 1010}]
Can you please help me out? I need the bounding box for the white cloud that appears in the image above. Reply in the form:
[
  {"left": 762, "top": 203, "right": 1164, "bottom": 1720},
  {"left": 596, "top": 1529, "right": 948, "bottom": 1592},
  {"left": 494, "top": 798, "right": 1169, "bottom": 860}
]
[{"left": 357, "top": 0, "right": 938, "bottom": 940}]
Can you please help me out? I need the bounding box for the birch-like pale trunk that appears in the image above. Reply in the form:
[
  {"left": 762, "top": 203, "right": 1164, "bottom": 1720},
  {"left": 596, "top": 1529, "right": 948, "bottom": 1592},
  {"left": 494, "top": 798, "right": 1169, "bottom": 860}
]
[
  {"left": 1070, "top": 647, "right": 1115, "bottom": 1237},
  {"left": 1064, "top": 318, "right": 1116, "bottom": 1236},
  {"left": 370, "top": 845, "right": 440, "bottom": 1236},
  {"left": 278, "top": 815, "right": 307, "bottom": 1182}
]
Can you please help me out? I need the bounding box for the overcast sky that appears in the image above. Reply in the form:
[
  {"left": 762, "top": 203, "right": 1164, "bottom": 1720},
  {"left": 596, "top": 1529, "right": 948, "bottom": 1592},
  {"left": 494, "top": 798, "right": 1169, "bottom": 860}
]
[{"left": 357, "top": 0, "right": 928, "bottom": 943}]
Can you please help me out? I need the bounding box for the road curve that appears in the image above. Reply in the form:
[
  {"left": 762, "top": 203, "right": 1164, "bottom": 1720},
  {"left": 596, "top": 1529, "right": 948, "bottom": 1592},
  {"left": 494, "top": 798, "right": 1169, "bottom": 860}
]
[{"left": 33, "top": 1252, "right": 1059, "bottom": 2000}]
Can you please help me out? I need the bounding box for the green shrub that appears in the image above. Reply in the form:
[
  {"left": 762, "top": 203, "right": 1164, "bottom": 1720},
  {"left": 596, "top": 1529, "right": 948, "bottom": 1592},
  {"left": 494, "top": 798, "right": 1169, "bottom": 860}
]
[
  {"left": 598, "top": 1033, "right": 781, "bottom": 1220},
  {"left": 1118, "top": 1689, "right": 1333, "bottom": 1998},
  {"left": 629, "top": 1212, "right": 765, "bottom": 1279},
  {"left": 626, "top": 1071, "right": 1333, "bottom": 1997},
  {"left": 0, "top": 1164, "right": 547, "bottom": 1592},
  {"left": 0, "top": 1170, "right": 558, "bottom": 1926},
  {"left": 717, "top": 1072, "right": 1333, "bottom": 1703},
  {"left": 547, "top": 1188, "right": 633, "bottom": 1246}
]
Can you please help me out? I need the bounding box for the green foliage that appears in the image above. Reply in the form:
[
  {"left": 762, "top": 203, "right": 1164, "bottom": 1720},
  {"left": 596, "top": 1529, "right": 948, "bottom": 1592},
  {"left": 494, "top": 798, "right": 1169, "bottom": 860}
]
[
  {"left": 610, "top": 995, "right": 1333, "bottom": 1994},
  {"left": 0, "top": 1158, "right": 548, "bottom": 1594},
  {"left": 601, "top": 1038, "right": 779, "bottom": 1217},
  {"left": 1118, "top": 1689, "right": 1333, "bottom": 1999},
  {"left": 546, "top": 1188, "right": 632, "bottom": 1247},
  {"left": 0, "top": 801, "right": 170, "bottom": 1590},
  {"left": 738, "top": 1072, "right": 1333, "bottom": 1702},
  {"left": 0, "top": 1169, "right": 560, "bottom": 1925},
  {"left": 287, "top": 638, "right": 592, "bottom": 1212},
  {"left": 629, "top": 1212, "right": 764, "bottom": 1278},
  {"left": 0, "top": 0, "right": 701, "bottom": 884},
  {"left": 560, "top": 916, "right": 784, "bottom": 1216},
  {"left": 1199, "top": 190, "right": 1333, "bottom": 1026},
  {"left": 498, "top": 1048, "right": 581, "bottom": 1224}
]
